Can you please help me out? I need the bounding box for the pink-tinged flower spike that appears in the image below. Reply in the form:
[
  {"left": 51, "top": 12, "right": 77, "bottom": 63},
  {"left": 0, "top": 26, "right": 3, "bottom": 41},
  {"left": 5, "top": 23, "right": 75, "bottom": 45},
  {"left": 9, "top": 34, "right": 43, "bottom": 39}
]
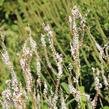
[
  {"left": 91, "top": 68, "right": 102, "bottom": 109},
  {"left": 95, "top": 42, "right": 109, "bottom": 88},
  {"left": 1, "top": 47, "right": 18, "bottom": 90},
  {"left": 1, "top": 80, "right": 14, "bottom": 108},
  {"left": 56, "top": 53, "right": 63, "bottom": 78},
  {"left": 20, "top": 38, "right": 33, "bottom": 93},
  {"left": 95, "top": 42, "right": 104, "bottom": 61},
  {"left": 69, "top": 16, "right": 73, "bottom": 32},
  {"left": 1, "top": 31, "right": 19, "bottom": 95},
  {"left": 69, "top": 6, "right": 86, "bottom": 85},
  {"left": 70, "top": 15, "right": 80, "bottom": 82},
  {"left": 71, "top": 6, "right": 82, "bottom": 19}
]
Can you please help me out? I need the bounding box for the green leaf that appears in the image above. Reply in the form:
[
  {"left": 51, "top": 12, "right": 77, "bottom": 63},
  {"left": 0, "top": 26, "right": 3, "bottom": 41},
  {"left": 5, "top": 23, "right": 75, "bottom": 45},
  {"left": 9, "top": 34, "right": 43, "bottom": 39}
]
[
  {"left": 79, "top": 86, "right": 85, "bottom": 93},
  {"left": 61, "top": 82, "right": 70, "bottom": 94},
  {"left": 81, "top": 95, "right": 86, "bottom": 109},
  {"left": 87, "top": 102, "right": 93, "bottom": 109},
  {"left": 41, "top": 101, "right": 48, "bottom": 109},
  {"left": 100, "top": 106, "right": 109, "bottom": 109},
  {"left": 0, "top": 0, "right": 4, "bottom": 6},
  {"left": 41, "top": 104, "right": 48, "bottom": 109}
]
